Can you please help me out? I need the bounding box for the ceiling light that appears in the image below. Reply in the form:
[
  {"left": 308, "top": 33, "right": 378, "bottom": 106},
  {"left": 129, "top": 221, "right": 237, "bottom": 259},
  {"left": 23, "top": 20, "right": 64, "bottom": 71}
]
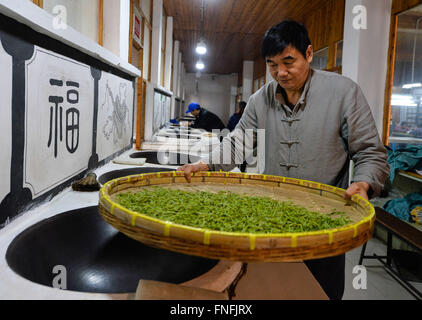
[
  {"left": 196, "top": 41, "right": 207, "bottom": 55},
  {"left": 391, "top": 94, "right": 417, "bottom": 107},
  {"left": 196, "top": 60, "right": 205, "bottom": 70},
  {"left": 403, "top": 83, "right": 422, "bottom": 89}
]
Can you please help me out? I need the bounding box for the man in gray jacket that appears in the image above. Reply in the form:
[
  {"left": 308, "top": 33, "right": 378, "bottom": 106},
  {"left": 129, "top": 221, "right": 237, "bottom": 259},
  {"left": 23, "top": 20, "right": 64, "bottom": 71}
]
[{"left": 178, "top": 20, "right": 389, "bottom": 300}]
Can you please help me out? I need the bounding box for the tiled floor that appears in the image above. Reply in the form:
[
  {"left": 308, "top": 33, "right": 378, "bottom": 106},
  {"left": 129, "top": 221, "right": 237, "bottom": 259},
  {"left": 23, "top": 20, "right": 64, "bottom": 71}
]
[{"left": 343, "top": 236, "right": 422, "bottom": 300}]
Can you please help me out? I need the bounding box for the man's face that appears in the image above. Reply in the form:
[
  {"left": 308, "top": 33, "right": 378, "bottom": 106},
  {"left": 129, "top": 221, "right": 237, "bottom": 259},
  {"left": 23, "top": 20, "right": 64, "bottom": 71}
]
[
  {"left": 266, "top": 45, "right": 313, "bottom": 92},
  {"left": 191, "top": 109, "right": 200, "bottom": 117}
]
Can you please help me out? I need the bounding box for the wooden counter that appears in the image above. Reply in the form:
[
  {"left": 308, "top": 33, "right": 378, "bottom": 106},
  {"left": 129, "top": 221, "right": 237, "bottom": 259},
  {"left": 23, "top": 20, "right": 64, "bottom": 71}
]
[
  {"left": 232, "top": 262, "right": 328, "bottom": 300},
  {"left": 135, "top": 261, "right": 328, "bottom": 300}
]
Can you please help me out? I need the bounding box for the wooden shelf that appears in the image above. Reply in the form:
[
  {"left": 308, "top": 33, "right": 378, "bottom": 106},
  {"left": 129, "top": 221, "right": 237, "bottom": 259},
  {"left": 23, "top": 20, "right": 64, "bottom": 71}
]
[
  {"left": 376, "top": 207, "right": 422, "bottom": 252},
  {"left": 398, "top": 170, "right": 422, "bottom": 183}
]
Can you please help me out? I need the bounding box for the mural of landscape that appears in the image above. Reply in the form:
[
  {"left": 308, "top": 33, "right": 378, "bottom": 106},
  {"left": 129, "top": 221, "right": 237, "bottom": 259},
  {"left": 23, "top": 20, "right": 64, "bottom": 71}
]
[
  {"left": 153, "top": 90, "right": 171, "bottom": 134},
  {"left": 0, "top": 22, "right": 135, "bottom": 226},
  {"left": 97, "top": 73, "right": 134, "bottom": 162}
]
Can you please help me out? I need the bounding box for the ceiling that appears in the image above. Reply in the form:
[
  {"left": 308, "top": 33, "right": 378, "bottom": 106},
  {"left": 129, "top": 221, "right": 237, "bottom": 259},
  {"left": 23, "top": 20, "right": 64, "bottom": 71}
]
[{"left": 163, "top": 0, "right": 327, "bottom": 75}]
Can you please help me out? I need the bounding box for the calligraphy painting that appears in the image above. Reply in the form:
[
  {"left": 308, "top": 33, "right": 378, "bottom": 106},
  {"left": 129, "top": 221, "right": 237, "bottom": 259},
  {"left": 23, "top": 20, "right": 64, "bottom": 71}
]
[
  {"left": 0, "top": 38, "right": 12, "bottom": 203},
  {"left": 24, "top": 47, "right": 94, "bottom": 197},
  {"left": 97, "top": 72, "right": 134, "bottom": 161}
]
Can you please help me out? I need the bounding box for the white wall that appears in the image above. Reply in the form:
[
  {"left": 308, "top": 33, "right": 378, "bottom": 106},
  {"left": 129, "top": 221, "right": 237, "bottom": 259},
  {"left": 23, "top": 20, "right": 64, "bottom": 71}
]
[
  {"left": 103, "top": 0, "right": 130, "bottom": 61},
  {"left": 184, "top": 73, "right": 238, "bottom": 125},
  {"left": 119, "top": 0, "right": 130, "bottom": 62},
  {"left": 343, "top": 0, "right": 392, "bottom": 137},
  {"left": 140, "top": 0, "right": 151, "bottom": 24},
  {"left": 181, "top": 62, "right": 186, "bottom": 100},
  {"left": 150, "top": 0, "right": 163, "bottom": 86},
  {"left": 142, "top": 19, "right": 151, "bottom": 81},
  {"left": 164, "top": 16, "right": 173, "bottom": 91},
  {"left": 43, "top": 0, "right": 99, "bottom": 43},
  {"left": 103, "top": 0, "right": 120, "bottom": 57},
  {"left": 144, "top": 82, "right": 154, "bottom": 141},
  {"left": 230, "top": 80, "right": 238, "bottom": 116},
  {"left": 170, "top": 40, "right": 180, "bottom": 118},
  {"left": 242, "top": 61, "right": 254, "bottom": 102},
  {"left": 0, "top": 0, "right": 139, "bottom": 77},
  {"left": 177, "top": 52, "right": 182, "bottom": 97}
]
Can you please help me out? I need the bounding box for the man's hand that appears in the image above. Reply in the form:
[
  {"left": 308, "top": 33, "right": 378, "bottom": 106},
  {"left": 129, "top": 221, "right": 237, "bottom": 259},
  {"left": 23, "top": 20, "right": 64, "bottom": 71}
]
[
  {"left": 344, "top": 181, "right": 370, "bottom": 201},
  {"left": 177, "top": 162, "right": 210, "bottom": 183}
]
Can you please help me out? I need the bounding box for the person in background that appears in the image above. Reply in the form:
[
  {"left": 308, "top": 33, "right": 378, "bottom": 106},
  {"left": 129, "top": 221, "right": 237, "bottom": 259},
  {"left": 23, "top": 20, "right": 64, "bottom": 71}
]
[
  {"left": 410, "top": 124, "right": 422, "bottom": 138},
  {"left": 227, "top": 101, "right": 247, "bottom": 131},
  {"left": 394, "top": 121, "right": 410, "bottom": 133},
  {"left": 227, "top": 101, "right": 249, "bottom": 172},
  {"left": 178, "top": 19, "right": 389, "bottom": 300},
  {"left": 186, "top": 102, "right": 226, "bottom": 133}
]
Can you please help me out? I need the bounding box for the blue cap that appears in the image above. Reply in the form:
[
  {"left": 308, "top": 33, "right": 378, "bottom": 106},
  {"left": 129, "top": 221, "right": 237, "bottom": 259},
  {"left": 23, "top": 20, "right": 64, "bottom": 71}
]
[{"left": 186, "top": 102, "right": 200, "bottom": 114}]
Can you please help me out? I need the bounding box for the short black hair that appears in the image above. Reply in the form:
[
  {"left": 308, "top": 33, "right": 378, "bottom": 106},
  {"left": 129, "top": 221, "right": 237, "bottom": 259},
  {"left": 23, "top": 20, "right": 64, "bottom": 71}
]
[
  {"left": 261, "top": 19, "right": 311, "bottom": 60},
  {"left": 239, "top": 101, "right": 247, "bottom": 111}
]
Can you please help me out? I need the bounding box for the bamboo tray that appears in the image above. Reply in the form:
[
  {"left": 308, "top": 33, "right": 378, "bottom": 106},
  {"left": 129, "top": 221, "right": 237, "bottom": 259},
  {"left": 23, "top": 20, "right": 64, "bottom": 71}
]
[{"left": 98, "top": 171, "right": 375, "bottom": 262}]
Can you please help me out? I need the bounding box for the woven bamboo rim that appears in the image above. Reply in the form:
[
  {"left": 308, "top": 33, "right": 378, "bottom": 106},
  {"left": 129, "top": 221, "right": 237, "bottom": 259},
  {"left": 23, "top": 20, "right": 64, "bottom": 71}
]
[{"left": 98, "top": 171, "right": 375, "bottom": 262}]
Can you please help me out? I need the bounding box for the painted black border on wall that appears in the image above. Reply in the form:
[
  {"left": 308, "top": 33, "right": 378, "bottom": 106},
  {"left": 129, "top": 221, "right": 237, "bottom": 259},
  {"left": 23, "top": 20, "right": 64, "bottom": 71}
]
[{"left": 0, "top": 13, "right": 136, "bottom": 227}]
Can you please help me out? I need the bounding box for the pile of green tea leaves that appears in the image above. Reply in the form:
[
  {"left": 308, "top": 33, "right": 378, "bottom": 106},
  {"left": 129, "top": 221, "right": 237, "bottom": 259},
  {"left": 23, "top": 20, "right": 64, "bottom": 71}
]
[{"left": 116, "top": 187, "right": 351, "bottom": 234}]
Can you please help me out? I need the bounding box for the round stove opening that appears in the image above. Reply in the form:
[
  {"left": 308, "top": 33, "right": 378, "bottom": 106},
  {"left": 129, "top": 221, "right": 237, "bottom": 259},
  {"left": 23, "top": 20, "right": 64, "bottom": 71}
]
[{"left": 6, "top": 207, "right": 219, "bottom": 294}]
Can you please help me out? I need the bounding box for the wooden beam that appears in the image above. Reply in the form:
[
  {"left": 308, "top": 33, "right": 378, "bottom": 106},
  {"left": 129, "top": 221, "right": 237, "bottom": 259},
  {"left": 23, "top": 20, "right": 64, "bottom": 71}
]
[
  {"left": 98, "top": 0, "right": 104, "bottom": 46},
  {"left": 392, "top": 0, "right": 422, "bottom": 15},
  {"left": 135, "top": 78, "right": 143, "bottom": 150},
  {"left": 327, "top": 43, "right": 337, "bottom": 70},
  {"left": 136, "top": 37, "right": 144, "bottom": 150},
  {"left": 141, "top": 6, "right": 145, "bottom": 45},
  {"left": 33, "top": 0, "right": 43, "bottom": 8},
  {"left": 129, "top": 0, "right": 134, "bottom": 64},
  {"left": 382, "top": 14, "right": 399, "bottom": 146},
  {"left": 141, "top": 79, "right": 147, "bottom": 144}
]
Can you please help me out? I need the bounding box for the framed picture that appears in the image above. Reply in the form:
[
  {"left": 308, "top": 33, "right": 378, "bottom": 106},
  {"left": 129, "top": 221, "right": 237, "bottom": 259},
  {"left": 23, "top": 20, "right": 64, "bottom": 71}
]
[{"left": 133, "top": 5, "right": 143, "bottom": 49}]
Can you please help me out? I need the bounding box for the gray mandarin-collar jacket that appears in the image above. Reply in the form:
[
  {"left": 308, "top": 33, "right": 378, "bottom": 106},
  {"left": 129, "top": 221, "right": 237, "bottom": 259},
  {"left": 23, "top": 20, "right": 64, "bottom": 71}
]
[{"left": 208, "top": 69, "right": 389, "bottom": 197}]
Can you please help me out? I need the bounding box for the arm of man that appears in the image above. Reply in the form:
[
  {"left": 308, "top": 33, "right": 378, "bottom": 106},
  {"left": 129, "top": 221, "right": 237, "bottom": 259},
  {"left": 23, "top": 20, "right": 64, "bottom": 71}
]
[
  {"left": 178, "top": 161, "right": 211, "bottom": 183},
  {"left": 342, "top": 83, "right": 390, "bottom": 200},
  {"left": 190, "top": 118, "right": 199, "bottom": 129}
]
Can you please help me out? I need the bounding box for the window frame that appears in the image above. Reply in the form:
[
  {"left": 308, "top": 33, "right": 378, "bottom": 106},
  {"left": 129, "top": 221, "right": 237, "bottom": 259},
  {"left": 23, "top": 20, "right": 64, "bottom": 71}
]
[{"left": 383, "top": 0, "right": 422, "bottom": 146}]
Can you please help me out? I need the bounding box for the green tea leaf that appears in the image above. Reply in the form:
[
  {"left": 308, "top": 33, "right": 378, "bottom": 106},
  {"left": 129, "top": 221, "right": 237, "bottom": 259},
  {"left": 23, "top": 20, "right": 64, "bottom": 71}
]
[{"left": 116, "top": 187, "right": 351, "bottom": 234}]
